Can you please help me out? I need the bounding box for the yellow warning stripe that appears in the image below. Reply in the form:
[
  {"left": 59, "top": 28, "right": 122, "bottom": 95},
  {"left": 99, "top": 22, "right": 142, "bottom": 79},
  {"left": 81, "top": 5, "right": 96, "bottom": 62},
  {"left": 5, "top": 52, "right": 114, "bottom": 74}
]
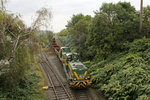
[
  {"left": 72, "top": 82, "right": 77, "bottom": 86},
  {"left": 64, "top": 62, "right": 74, "bottom": 76},
  {"left": 84, "top": 71, "right": 87, "bottom": 76},
  {"left": 83, "top": 81, "right": 87, "bottom": 85},
  {"left": 70, "top": 81, "right": 91, "bottom": 87},
  {"left": 74, "top": 72, "right": 79, "bottom": 80},
  {"left": 68, "top": 64, "right": 74, "bottom": 76},
  {"left": 86, "top": 81, "right": 92, "bottom": 85},
  {"left": 79, "top": 83, "right": 86, "bottom": 88},
  {"left": 75, "top": 82, "right": 80, "bottom": 86}
]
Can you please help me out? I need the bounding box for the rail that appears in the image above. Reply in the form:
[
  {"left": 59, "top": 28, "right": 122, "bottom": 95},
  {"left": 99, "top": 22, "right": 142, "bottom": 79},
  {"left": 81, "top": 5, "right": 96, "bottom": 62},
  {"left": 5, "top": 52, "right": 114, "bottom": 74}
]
[{"left": 39, "top": 52, "right": 72, "bottom": 100}]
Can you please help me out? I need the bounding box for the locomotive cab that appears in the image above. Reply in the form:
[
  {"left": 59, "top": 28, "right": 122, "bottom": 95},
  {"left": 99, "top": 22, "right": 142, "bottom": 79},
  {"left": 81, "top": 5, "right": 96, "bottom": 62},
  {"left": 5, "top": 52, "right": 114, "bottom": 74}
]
[
  {"left": 66, "top": 53, "right": 79, "bottom": 62},
  {"left": 59, "top": 47, "right": 70, "bottom": 62},
  {"left": 65, "top": 53, "right": 79, "bottom": 73}
]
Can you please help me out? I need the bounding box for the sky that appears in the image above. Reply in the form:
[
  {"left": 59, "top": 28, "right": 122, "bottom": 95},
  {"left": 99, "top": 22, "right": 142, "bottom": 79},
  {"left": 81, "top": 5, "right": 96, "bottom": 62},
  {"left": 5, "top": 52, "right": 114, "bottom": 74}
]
[{"left": 6, "top": 0, "right": 150, "bottom": 33}]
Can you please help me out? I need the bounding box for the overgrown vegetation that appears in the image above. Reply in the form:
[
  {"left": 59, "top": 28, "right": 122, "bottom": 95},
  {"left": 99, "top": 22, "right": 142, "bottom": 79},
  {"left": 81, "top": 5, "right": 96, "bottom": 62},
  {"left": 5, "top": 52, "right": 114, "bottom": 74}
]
[
  {"left": 58, "top": 2, "right": 150, "bottom": 100},
  {"left": 37, "top": 30, "right": 53, "bottom": 48},
  {"left": 90, "top": 38, "right": 150, "bottom": 100},
  {"left": 0, "top": 1, "right": 52, "bottom": 99}
]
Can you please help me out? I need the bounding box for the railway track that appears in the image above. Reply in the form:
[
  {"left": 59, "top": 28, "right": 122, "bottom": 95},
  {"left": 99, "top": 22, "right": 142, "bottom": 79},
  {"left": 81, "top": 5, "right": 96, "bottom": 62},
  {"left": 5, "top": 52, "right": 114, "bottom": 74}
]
[
  {"left": 51, "top": 36, "right": 92, "bottom": 100},
  {"left": 73, "top": 89, "right": 91, "bottom": 100},
  {"left": 38, "top": 36, "right": 100, "bottom": 100},
  {"left": 39, "top": 52, "right": 73, "bottom": 100}
]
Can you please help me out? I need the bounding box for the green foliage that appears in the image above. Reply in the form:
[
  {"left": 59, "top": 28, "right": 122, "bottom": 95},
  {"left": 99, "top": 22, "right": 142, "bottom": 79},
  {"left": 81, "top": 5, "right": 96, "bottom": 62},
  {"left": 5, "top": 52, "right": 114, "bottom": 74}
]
[
  {"left": 57, "top": 2, "right": 150, "bottom": 100},
  {"left": 57, "top": 29, "right": 69, "bottom": 36},
  {"left": 58, "top": 2, "right": 149, "bottom": 61},
  {"left": 88, "top": 2, "right": 140, "bottom": 60},
  {"left": 91, "top": 38, "right": 150, "bottom": 100},
  {"left": 0, "top": 64, "right": 46, "bottom": 100},
  {"left": 66, "top": 14, "right": 85, "bottom": 28},
  {"left": 57, "top": 29, "right": 69, "bottom": 45},
  {"left": 58, "top": 14, "right": 92, "bottom": 60},
  {"left": 37, "top": 30, "right": 53, "bottom": 48},
  {"left": 143, "top": 6, "right": 150, "bottom": 37},
  {"left": 0, "top": 9, "right": 46, "bottom": 100}
]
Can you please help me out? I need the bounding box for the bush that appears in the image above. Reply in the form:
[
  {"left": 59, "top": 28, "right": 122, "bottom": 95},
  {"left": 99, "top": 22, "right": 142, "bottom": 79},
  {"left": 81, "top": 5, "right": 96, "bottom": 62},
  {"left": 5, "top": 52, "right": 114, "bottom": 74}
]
[
  {"left": 0, "top": 65, "right": 46, "bottom": 100},
  {"left": 90, "top": 38, "right": 150, "bottom": 100}
]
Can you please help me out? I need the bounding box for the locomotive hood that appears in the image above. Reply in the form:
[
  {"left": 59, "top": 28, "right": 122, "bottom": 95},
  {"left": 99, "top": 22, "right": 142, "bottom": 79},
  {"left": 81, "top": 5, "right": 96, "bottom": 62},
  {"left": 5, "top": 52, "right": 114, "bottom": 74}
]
[
  {"left": 69, "top": 62, "right": 88, "bottom": 78},
  {"left": 69, "top": 62, "right": 87, "bottom": 70}
]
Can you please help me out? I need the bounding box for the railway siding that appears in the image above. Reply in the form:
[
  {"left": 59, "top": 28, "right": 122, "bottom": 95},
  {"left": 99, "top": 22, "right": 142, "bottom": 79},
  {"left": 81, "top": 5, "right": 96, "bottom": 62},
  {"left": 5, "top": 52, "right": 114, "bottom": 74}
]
[{"left": 39, "top": 51, "right": 74, "bottom": 100}]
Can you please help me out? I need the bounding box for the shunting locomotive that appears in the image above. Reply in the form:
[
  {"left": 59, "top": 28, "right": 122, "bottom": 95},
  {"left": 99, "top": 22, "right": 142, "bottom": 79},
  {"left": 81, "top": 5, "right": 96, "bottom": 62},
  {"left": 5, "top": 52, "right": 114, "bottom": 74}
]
[{"left": 51, "top": 37, "right": 91, "bottom": 88}]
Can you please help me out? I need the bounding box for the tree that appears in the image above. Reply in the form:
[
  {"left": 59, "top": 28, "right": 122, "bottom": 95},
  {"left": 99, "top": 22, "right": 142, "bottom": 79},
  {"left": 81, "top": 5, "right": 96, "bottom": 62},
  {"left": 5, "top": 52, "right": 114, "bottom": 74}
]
[
  {"left": 32, "top": 7, "right": 53, "bottom": 48},
  {"left": 0, "top": 0, "right": 7, "bottom": 10},
  {"left": 64, "top": 14, "right": 92, "bottom": 60},
  {"left": 32, "top": 7, "right": 52, "bottom": 30},
  {"left": 143, "top": 6, "right": 150, "bottom": 36},
  {"left": 87, "top": 2, "right": 139, "bottom": 60},
  {"left": 0, "top": 2, "right": 52, "bottom": 99}
]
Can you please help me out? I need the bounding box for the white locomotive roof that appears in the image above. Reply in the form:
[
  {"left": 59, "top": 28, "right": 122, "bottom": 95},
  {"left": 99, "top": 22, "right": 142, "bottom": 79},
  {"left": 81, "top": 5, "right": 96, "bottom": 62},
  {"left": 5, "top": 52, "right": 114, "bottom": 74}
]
[
  {"left": 66, "top": 53, "right": 78, "bottom": 56},
  {"left": 69, "top": 62, "right": 87, "bottom": 70},
  {"left": 61, "top": 47, "right": 69, "bottom": 49}
]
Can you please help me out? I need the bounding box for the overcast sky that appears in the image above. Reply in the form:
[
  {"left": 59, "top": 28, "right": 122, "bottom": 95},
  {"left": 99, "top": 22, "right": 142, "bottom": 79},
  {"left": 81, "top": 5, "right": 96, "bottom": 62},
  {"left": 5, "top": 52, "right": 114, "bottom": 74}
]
[{"left": 6, "top": 0, "right": 150, "bottom": 33}]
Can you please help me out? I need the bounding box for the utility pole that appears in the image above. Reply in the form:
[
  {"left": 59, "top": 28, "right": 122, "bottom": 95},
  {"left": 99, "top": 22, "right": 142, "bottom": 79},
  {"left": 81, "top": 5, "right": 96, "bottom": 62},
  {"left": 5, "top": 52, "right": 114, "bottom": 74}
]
[{"left": 139, "top": 0, "right": 143, "bottom": 32}]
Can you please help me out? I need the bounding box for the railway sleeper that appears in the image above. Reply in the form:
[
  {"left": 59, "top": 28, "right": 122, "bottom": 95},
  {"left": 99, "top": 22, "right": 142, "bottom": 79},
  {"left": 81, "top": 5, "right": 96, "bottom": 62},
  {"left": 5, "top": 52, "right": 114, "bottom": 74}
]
[{"left": 48, "top": 85, "right": 66, "bottom": 88}]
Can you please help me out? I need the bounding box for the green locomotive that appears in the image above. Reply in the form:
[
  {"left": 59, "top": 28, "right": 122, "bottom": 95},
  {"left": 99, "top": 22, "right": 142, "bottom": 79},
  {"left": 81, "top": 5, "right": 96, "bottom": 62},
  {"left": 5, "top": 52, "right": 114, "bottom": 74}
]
[
  {"left": 63, "top": 53, "right": 91, "bottom": 88},
  {"left": 52, "top": 38, "right": 91, "bottom": 88}
]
